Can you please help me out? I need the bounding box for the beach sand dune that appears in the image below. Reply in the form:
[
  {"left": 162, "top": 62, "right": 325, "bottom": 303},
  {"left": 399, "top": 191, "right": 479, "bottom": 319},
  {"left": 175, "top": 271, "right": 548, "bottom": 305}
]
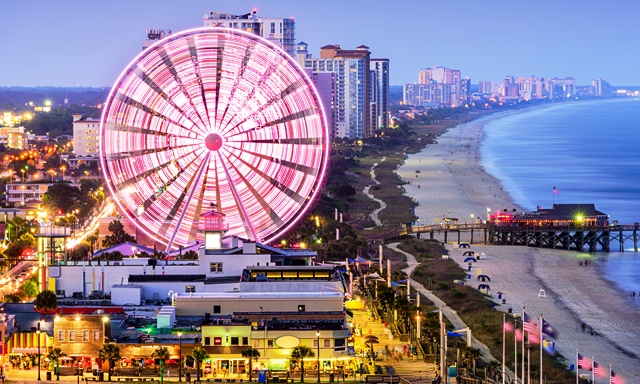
[{"left": 397, "top": 112, "right": 640, "bottom": 380}]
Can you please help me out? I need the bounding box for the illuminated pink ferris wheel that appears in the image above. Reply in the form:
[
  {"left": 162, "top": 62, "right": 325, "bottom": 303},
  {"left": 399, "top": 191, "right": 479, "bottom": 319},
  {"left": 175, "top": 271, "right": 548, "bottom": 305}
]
[{"left": 100, "top": 28, "right": 329, "bottom": 250}]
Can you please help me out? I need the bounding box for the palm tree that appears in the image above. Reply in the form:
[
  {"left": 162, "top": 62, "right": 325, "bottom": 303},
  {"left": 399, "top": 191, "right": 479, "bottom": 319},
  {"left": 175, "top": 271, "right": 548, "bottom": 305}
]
[
  {"left": 290, "top": 345, "right": 315, "bottom": 383},
  {"left": 47, "top": 347, "right": 67, "bottom": 379},
  {"left": 98, "top": 343, "right": 121, "bottom": 381},
  {"left": 192, "top": 347, "right": 210, "bottom": 382},
  {"left": 34, "top": 290, "right": 58, "bottom": 314},
  {"left": 152, "top": 346, "right": 170, "bottom": 382},
  {"left": 241, "top": 347, "right": 261, "bottom": 382}
]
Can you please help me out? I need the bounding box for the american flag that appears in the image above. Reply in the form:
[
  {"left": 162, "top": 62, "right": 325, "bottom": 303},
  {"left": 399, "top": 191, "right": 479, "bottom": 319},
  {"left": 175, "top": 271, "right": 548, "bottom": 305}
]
[
  {"left": 553, "top": 186, "right": 559, "bottom": 194},
  {"left": 577, "top": 353, "right": 592, "bottom": 370},
  {"left": 592, "top": 360, "right": 606, "bottom": 377},
  {"left": 542, "top": 318, "right": 558, "bottom": 339},
  {"left": 611, "top": 369, "right": 626, "bottom": 384},
  {"left": 503, "top": 319, "right": 514, "bottom": 332},
  {"left": 523, "top": 312, "right": 538, "bottom": 334}
]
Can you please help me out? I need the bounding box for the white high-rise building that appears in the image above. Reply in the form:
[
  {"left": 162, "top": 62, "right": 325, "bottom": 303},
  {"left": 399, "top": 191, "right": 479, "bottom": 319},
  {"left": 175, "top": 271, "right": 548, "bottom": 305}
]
[
  {"left": 370, "top": 59, "right": 390, "bottom": 129},
  {"left": 203, "top": 9, "right": 295, "bottom": 56},
  {"left": 72, "top": 114, "right": 100, "bottom": 157}
]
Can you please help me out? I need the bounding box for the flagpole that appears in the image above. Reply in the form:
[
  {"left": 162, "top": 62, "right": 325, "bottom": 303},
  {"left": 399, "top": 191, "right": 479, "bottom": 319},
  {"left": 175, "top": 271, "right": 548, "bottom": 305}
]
[
  {"left": 502, "top": 313, "right": 505, "bottom": 384},
  {"left": 539, "top": 315, "right": 543, "bottom": 384},
  {"left": 576, "top": 349, "right": 579, "bottom": 384},
  {"left": 527, "top": 345, "right": 530, "bottom": 384},
  {"left": 592, "top": 356, "right": 595, "bottom": 384},
  {"left": 521, "top": 307, "right": 525, "bottom": 383},
  {"left": 609, "top": 364, "right": 612, "bottom": 384},
  {"left": 514, "top": 319, "right": 518, "bottom": 384}
]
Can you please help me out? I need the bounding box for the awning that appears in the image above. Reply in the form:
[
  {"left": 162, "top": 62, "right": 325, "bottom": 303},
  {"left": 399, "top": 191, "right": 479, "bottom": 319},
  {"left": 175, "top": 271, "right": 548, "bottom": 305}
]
[{"left": 11, "top": 347, "right": 47, "bottom": 354}]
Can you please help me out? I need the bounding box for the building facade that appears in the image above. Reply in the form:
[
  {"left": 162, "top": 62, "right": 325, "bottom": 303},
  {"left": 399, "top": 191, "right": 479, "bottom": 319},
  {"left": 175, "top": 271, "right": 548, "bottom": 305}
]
[
  {"left": 203, "top": 10, "right": 295, "bottom": 56},
  {"left": 72, "top": 114, "right": 100, "bottom": 157}
]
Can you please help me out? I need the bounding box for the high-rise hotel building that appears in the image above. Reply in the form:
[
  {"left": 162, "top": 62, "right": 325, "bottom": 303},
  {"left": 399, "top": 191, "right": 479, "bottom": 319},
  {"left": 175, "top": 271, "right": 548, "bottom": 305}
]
[
  {"left": 406, "top": 66, "right": 469, "bottom": 107},
  {"left": 297, "top": 43, "right": 389, "bottom": 139},
  {"left": 203, "top": 9, "right": 296, "bottom": 56}
]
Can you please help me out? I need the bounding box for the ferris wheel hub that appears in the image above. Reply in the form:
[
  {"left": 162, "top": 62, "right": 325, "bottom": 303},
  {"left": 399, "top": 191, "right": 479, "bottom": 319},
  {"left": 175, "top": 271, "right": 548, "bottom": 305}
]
[{"left": 205, "top": 133, "right": 223, "bottom": 151}]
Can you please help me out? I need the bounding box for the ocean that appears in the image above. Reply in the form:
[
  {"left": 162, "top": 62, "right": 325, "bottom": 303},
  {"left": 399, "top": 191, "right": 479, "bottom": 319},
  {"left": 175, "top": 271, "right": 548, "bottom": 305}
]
[{"left": 480, "top": 98, "right": 640, "bottom": 293}]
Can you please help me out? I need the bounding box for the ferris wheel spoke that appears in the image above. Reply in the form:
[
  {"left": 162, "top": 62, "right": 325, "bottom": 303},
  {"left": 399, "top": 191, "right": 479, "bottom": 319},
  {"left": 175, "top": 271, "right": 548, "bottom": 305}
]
[
  {"left": 216, "top": 151, "right": 258, "bottom": 241},
  {"left": 104, "top": 142, "right": 198, "bottom": 162},
  {"left": 224, "top": 145, "right": 320, "bottom": 178},
  {"left": 131, "top": 65, "right": 206, "bottom": 133},
  {"left": 112, "top": 91, "right": 203, "bottom": 137},
  {"left": 225, "top": 107, "right": 317, "bottom": 139},
  {"left": 156, "top": 48, "right": 210, "bottom": 137},
  {"left": 162, "top": 152, "right": 211, "bottom": 252},
  {"left": 185, "top": 37, "right": 213, "bottom": 130},
  {"left": 113, "top": 145, "right": 202, "bottom": 192},
  {"left": 215, "top": 45, "right": 256, "bottom": 129},
  {"left": 224, "top": 149, "right": 307, "bottom": 206}
]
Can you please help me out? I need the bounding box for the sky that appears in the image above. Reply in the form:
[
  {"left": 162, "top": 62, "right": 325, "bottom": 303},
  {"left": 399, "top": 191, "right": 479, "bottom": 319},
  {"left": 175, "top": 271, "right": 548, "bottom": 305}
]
[{"left": 1, "top": 0, "right": 639, "bottom": 87}]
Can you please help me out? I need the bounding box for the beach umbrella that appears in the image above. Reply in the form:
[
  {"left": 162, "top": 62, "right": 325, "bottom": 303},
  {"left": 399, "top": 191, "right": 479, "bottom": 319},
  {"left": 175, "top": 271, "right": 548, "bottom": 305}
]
[
  {"left": 478, "top": 284, "right": 491, "bottom": 290},
  {"left": 464, "top": 257, "right": 477, "bottom": 263},
  {"left": 463, "top": 251, "right": 475, "bottom": 256},
  {"left": 165, "top": 359, "right": 178, "bottom": 365},
  {"left": 121, "top": 357, "right": 132, "bottom": 364},
  {"left": 144, "top": 358, "right": 155, "bottom": 365},
  {"left": 477, "top": 274, "right": 491, "bottom": 282}
]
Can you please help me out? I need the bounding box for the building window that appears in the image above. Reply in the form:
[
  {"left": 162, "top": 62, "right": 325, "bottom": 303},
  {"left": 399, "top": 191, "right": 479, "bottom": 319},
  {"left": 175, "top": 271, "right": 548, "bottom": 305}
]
[
  {"left": 253, "top": 339, "right": 260, "bottom": 348},
  {"left": 58, "top": 330, "right": 65, "bottom": 342},
  {"left": 270, "top": 22, "right": 275, "bottom": 34},
  {"left": 267, "top": 339, "right": 274, "bottom": 348},
  {"left": 69, "top": 330, "right": 75, "bottom": 342},
  {"left": 214, "top": 337, "right": 222, "bottom": 345},
  {"left": 210, "top": 263, "right": 223, "bottom": 273},
  {"left": 313, "top": 339, "right": 318, "bottom": 348},
  {"left": 324, "top": 339, "right": 330, "bottom": 348},
  {"left": 242, "top": 337, "right": 249, "bottom": 345},
  {"left": 334, "top": 338, "right": 346, "bottom": 351},
  {"left": 297, "top": 305, "right": 305, "bottom": 312},
  {"left": 230, "top": 337, "right": 239, "bottom": 345},
  {"left": 94, "top": 330, "right": 100, "bottom": 341},
  {"left": 84, "top": 330, "right": 89, "bottom": 342},
  {"left": 213, "top": 305, "right": 221, "bottom": 314},
  {"left": 185, "top": 285, "right": 196, "bottom": 293},
  {"left": 204, "top": 337, "right": 211, "bottom": 346}
]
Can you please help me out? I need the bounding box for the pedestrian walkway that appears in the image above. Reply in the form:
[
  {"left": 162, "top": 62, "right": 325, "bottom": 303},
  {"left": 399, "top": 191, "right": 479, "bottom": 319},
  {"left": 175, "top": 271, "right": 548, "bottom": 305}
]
[{"left": 351, "top": 299, "right": 436, "bottom": 382}]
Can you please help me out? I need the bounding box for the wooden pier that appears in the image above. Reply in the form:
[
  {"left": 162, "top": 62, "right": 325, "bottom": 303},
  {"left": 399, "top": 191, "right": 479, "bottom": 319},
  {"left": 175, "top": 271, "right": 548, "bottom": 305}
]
[{"left": 366, "top": 223, "right": 640, "bottom": 252}]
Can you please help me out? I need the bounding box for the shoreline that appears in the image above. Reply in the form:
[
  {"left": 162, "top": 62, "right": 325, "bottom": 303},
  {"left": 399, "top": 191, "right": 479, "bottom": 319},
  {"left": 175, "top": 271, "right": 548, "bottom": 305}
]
[{"left": 398, "top": 107, "right": 640, "bottom": 380}]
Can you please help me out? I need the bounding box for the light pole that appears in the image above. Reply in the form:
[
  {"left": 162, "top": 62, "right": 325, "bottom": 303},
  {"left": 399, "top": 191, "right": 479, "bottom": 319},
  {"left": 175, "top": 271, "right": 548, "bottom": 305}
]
[
  {"left": 37, "top": 322, "right": 41, "bottom": 381},
  {"left": 316, "top": 330, "right": 320, "bottom": 383},
  {"left": 102, "top": 316, "right": 109, "bottom": 343},
  {"left": 178, "top": 331, "right": 183, "bottom": 382}
]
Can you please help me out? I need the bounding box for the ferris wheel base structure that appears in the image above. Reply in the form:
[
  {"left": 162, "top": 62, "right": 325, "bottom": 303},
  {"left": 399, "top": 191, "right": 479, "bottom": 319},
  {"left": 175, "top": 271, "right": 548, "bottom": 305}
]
[{"left": 99, "top": 27, "right": 329, "bottom": 252}]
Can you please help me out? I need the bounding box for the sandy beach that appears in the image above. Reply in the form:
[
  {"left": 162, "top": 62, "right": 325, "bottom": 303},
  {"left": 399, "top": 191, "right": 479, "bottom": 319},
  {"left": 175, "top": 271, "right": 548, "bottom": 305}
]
[{"left": 396, "top": 110, "right": 640, "bottom": 381}]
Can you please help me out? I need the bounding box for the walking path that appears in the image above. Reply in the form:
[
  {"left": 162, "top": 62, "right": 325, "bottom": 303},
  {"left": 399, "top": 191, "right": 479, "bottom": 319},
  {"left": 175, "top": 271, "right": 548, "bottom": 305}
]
[
  {"left": 388, "top": 242, "right": 513, "bottom": 381},
  {"left": 362, "top": 158, "right": 386, "bottom": 227}
]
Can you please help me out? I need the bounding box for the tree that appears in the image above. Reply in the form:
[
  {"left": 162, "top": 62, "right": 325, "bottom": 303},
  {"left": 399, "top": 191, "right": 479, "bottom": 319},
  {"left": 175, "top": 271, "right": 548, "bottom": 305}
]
[
  {"left": 181, "top": 250, "right": 198, "bottom": 260},
  {"left": 192, "top": 347, "right": 210, "bottom": 382},
  {"left": 290, "top": 345, "right": 315, "bottom": 383},
  {"left": 34, "top": 290, "right": 58, "bottom": 313},
  {"left": 42, "top": 183, "right": 81, "bottom": 214},
  {"left": 102, "top": 220, "right": 136, "bottom": 248},
  {"left": 47, "top": 347, "right": 67, "bottom": 379},
  {"left": 241, "top": 347, "right": 261, "bottom": 382},
  {"left": 152, "top": 346, "right": 170, "bottom": 382},
  {"left": 98, "top": 343, "right": 121, "bottom": 381},
  {"left": 19, "top": 280, "right": 39, "bottom": 299}
]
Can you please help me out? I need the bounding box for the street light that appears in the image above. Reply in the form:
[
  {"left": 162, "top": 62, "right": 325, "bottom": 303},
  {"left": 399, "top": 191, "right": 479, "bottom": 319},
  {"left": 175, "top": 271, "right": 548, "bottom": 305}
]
[
  {"left": 37, "top": 322, "right": 41, "bottom": 381},
  {"left": 102, "top": 316, "right": 109, "bottom": 343},
  {"left": 178, "top": 331, "right": 183, "bottom": 382},
  {"left": 316, "top": 330, "right": 320, "bottom": 383}
]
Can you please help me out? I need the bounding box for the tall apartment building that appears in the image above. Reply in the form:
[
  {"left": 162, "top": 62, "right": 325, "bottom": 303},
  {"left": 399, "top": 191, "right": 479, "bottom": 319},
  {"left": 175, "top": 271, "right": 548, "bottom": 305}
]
[
  {"left": 414, "top": 65, "right": 467, "bottom": 107},
  {"left": 370, "top": 59, "right": 390, "bottom": 129},
  {"left": 72, "top": 114, "right": 100, "bottom": 157},
  {"left": 298, "top": 43, "right": 388, "bottom": 138},
  {"left": 0, "top": 126, "right": 27, "bottom": 149},
  {"left": 547, "top": 77, "right": 576, "bottom": 99},
  {"left": 402, "top": 84, "right": 430, "bottom": 106},
  {"left": 203, "top": 9, "right": 295, "bottom": 56}
]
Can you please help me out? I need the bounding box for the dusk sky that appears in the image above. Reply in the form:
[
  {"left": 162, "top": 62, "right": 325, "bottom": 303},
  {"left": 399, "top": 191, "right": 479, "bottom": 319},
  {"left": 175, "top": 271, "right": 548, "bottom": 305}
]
[{"left": 2, "top": 0, "right": 639, "bottom": 87}]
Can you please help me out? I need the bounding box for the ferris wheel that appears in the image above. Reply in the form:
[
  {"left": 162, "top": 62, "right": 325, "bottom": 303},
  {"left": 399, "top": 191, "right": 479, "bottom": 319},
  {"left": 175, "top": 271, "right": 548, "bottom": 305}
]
[{"left": 100, "top": 28, "right": 329, "bottom": 251}]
